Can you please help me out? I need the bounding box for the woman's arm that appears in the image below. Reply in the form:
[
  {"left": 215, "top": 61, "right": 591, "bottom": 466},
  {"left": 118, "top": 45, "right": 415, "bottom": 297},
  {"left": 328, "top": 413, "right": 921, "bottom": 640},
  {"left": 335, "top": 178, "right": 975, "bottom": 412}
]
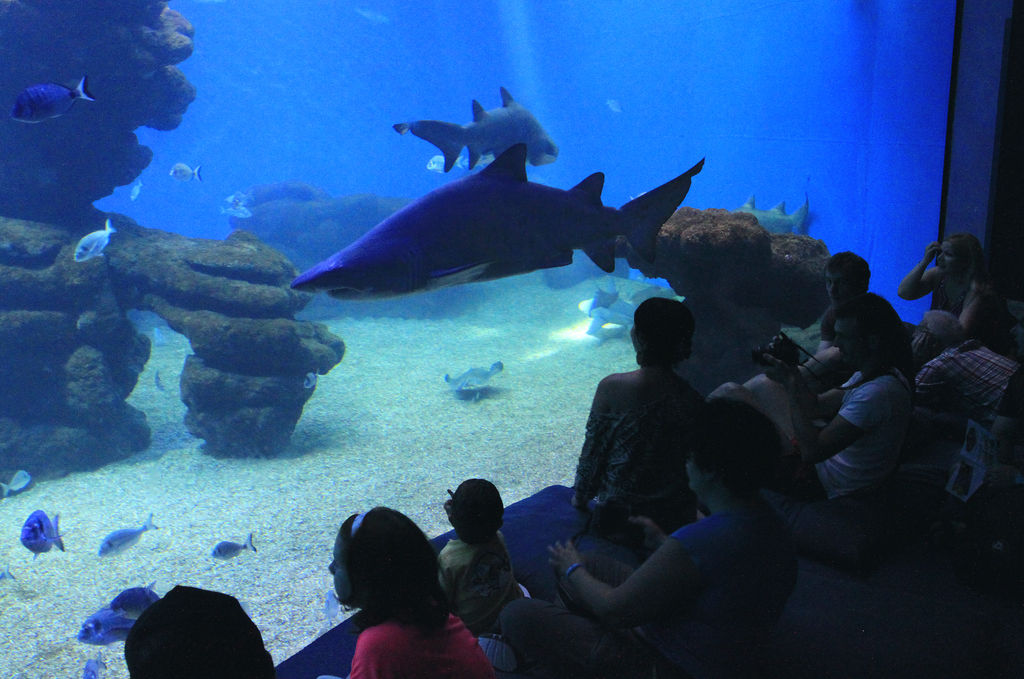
[
  {"left": 572, "top": 381, "right": 615, "bottom": 507},
  {"left": 549, "top": 538, "right": 699, "bottom": 629},
  {"left": 898, "top": 242, "right": 942, "bottom": 300}
]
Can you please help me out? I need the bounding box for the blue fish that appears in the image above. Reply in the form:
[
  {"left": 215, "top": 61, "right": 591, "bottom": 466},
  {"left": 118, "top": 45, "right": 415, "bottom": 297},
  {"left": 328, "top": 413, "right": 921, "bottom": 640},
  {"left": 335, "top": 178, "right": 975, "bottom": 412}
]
[
  {"left": 292, "top": 144, "right": 704, "bottom": 299},
  {"left": 11, "top": 76, "right": 95, "bottom": 123},
  {"left": 212, "top": 532, "right": 256, "bottom": 559},
  {"left": 20, "top": 510, "right": 64, "bottom": 558},
  {"left": 109, "top": 582, "right": 160, "bottom": 619},
  {"left": 98, "top": 513, "right": 157, "bottom": 557},
  {"left": 82, "top": 651, "right": 106, "bottom": 679},
  {"left": 77, "top": 607, "right": 135, "bottom": 645}
]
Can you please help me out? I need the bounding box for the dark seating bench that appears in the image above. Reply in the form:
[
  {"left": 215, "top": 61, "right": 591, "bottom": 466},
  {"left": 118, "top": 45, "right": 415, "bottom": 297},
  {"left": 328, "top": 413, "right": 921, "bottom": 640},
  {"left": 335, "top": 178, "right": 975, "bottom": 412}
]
[{"left": 275, "top": 484, "right": 1024, "bottom": 679}]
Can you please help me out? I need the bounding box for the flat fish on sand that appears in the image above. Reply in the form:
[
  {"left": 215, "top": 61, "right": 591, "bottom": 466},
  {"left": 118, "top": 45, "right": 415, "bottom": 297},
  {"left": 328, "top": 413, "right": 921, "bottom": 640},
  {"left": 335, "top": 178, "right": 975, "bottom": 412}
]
[{"left": 444, "top": 361, "right": 503, "bottom": 401}]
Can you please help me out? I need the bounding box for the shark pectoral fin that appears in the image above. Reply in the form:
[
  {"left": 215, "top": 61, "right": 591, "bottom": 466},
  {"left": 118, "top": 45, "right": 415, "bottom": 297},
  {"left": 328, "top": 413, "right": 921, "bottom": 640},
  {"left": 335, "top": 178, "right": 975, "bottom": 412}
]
[
  {"left": 570, "top": 173, "right": 605, "bottom": 206},
  {"left": 771, "top": 202, "right": 786, "bottom": 213},
  {"left": 406, "top": 120, "right": 466, "bottom": 172},
  {"left": 499, "top": 87, "right": 515, "bottom": 106},
  {"left": 427, "top": 262, "right": 490, "bottom": 288},
  {"left": 582, "top": 240, "right": 616, "bottom": 273},
  {"left": 472, "top": 100, "right": 488, "bottom": 122},
  {"left": 481, "top": 144, "right": 528, "bottom": 182}
]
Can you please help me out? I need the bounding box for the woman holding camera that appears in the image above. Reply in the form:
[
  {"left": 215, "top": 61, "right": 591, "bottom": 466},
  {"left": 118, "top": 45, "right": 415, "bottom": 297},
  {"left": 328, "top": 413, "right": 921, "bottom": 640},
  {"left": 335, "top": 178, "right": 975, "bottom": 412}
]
[{"left": 571, "top": 297, "right": 706, "bottom": 537}]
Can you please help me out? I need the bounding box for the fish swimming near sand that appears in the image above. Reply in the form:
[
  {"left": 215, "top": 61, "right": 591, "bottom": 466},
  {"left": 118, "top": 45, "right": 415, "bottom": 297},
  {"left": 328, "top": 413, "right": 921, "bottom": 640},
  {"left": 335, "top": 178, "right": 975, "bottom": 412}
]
[
  {"left": 11, "top": 76, "right": 94, "bottom": 122},
  {"left": 77, "top": 607, "right": 135, "bottom": 645},
  {"left": 82, "top": 651, "right": 107, "bottom": 679},
  {"left": 1, "top": 469, "right": 32, "bottom": 498},
  {"left": 74, "top": 219, "right": 116, "bottom": 262},
  {"left": 211, "top": 532, "right": 256, "bottom": 559},
  {"left": 445, "top": 361, "right": 503, "bottom": 401},
  {"left": 109, "top": 583, "right": 161, "bottom": 619},
  {"left": 98, "top": 513, "right": 157, "bottom": 556},
  {"left": 394, "top": 87, "right": 558, "bottom": 172},
  {"left": 734, "top": 194, "right": 809, "bottom": 235},
  {"left": 292, "top": 144, "right": 704, "bottom": 299},
  {"left": 20, "top": 510, "right": 63, "bottom": 557}
]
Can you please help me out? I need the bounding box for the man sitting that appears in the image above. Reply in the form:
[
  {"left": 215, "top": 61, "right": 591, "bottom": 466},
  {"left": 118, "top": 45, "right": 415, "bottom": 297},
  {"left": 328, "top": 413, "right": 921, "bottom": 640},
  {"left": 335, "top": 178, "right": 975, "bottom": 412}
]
[{"left": 912, "top": 310, "right": 1019, "bottom": 442}]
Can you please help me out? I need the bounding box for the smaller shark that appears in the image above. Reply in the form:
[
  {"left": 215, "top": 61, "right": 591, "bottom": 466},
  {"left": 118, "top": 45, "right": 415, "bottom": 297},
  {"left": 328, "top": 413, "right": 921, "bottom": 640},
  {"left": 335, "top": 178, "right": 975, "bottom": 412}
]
[
  {"left": 394, "top": 87, "right": 558, "bottom": 172},
  {"left": 734, "top": 194, "right": 809, "bottom": 235}
]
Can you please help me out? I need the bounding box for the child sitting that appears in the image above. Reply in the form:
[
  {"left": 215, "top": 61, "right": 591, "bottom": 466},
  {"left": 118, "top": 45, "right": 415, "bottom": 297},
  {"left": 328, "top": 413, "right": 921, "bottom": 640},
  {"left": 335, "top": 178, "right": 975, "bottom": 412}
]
[{"left": 440, "top": 479, "right": 525, "bottom": 635}]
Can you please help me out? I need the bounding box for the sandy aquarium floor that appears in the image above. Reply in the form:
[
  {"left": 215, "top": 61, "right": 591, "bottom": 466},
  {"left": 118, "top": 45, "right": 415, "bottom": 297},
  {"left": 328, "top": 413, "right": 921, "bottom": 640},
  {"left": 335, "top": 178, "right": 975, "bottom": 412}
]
[{"left": 0, "top": 272, "right": 655, "bottom": 678}]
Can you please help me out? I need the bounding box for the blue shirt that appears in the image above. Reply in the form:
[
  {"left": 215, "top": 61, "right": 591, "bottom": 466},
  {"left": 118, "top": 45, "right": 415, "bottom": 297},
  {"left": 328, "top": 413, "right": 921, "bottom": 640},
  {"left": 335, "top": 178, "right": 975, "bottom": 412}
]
[{"left": 639, "top": 503, "right": 797, "bottom": 678}]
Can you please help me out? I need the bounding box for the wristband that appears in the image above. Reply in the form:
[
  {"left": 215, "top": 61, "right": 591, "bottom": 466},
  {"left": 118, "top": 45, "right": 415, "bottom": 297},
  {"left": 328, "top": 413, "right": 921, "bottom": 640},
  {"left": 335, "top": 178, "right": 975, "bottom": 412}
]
[{"left": 565, "top": 562, "right": 583, "bottom": 579}]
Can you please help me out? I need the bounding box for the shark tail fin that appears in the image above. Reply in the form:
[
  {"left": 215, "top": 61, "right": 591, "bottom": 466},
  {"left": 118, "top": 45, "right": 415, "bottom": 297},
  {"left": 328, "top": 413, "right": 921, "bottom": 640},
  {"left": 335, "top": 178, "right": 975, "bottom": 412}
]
[
  {"left": 620, "top": 158, "right": 704, "bottom": 262},
  {"left": 403, "top": 120, "right": 467, "bottom": 172},
  {"left": 792, "top": 193, "right": 810, "bottom": 235}
]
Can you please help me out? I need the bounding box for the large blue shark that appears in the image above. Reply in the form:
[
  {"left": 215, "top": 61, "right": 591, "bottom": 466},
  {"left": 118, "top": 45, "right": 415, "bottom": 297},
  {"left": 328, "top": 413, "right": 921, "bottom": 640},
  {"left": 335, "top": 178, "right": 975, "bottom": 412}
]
[
  {"left": 291, "top": 144, "right": 704, "bottom": 299},
  {"left": 393, "top": 87, "right": 558, "bottom": 172}
]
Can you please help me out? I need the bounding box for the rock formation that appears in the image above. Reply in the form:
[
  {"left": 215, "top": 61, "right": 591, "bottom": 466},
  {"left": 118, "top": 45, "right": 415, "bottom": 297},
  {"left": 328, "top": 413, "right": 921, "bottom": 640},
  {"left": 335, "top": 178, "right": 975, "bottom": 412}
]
[
  {"left": 625, "top": 207, "right": 830, "bottom": 393},
  {"left": 0, "top": 215, "right": 345, "bottom": 476},
  {"left": 0, "top": 0, "right": 195, "bottom": 223}
]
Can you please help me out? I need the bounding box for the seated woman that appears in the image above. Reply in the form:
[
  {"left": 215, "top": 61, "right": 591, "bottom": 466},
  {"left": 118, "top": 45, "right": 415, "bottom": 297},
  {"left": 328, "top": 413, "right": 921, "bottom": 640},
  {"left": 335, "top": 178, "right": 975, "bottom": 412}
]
[
  {"left": 500, "top": 398, "right": 798, "bottom": 679},
  {"left": 898, "top": 232, "right": 1014, "bottom": 356},
  {"left": 571, "top": 297, "right": 706, "bottom": 536},
  {"left": 330, "top": 507, "right": 494, "bottom": 679}
]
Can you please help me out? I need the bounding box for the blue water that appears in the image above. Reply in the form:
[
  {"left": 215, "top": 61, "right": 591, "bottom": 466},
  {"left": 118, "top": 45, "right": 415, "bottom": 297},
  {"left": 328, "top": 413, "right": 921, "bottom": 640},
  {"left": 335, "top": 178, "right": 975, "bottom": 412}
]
[{"left": 95, "top": 0, "right": 956, "bottom": 320}]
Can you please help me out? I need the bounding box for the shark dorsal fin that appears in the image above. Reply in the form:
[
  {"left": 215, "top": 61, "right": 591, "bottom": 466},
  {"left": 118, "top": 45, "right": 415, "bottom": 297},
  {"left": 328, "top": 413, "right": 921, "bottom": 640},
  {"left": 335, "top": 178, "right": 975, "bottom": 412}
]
[
  {"left": 472, "top": 100, "right": 487, "bottom": 122},
  {"left": 740, "top": 196, "right": 755, "bottom": 209},
  {"left": 481, "top": 144, "right": 528, "bottom": 182},
  {"left": 499, "top": 87, "right": 515, "bottom": 106},
  {"left": 570, "top": 172, "right": 605, "bottom": 206},
  {"left": 770, "top": 201, "right": 786, "bottom": 213}
]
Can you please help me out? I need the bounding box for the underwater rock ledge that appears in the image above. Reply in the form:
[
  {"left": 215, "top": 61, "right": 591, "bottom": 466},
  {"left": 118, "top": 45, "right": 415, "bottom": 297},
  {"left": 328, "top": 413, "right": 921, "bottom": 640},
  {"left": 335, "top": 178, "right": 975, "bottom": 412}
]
[
  {"left": 0, "top": 216, "right": 346, "bottom": 475},
  {"left": 0, "top": 0, "right": 196, "bottom": 223}
]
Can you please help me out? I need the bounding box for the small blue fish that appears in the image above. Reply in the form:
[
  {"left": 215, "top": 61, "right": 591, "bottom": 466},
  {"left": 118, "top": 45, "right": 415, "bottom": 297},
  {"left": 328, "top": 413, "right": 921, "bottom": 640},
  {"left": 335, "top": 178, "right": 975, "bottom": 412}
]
[
  {"left": 153, "top": 370, "right": 165, "bottom": 392},
  {"left": 77, "top": 607, "right": 135, "bottom": 645},
  {"left": 0, "top": 565, "right": 14, "bottom": 581},
  {"left": 304, "top": 372, "right": 318, "bottom": 389},
  {"left": 11, "top": 76, "right": 94, "bottom": 122},
  {"left": 82, "top": 651, "right": 106, "bottom": 679},
  {"left": 98, "top": 513, "right": 157, "bottom": 557},
  {"left": 20, "top": 510, "right": 64, "bottom": 557},
  {"left": 1, "top": 469, "right": 32, "bottom": 497},
  {"left": 74, "top": 219, "right": 116, "bottom": 262},
  {"left": 212, "top": 532, "right": 256, "bottom": 559},
  {"left": 109, "top": 582, "right": 160, "bottom": 619}
]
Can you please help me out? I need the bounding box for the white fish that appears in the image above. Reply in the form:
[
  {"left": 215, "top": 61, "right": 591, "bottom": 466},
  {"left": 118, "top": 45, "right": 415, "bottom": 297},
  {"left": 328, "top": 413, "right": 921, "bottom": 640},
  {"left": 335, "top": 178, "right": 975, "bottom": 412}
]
[
  {"left": 304, "top": 372, "right": 318, "bottom": 389},
  {"left": 74, "top": 219, "right": 115, "bottom": 262},
  {"left": 354, "top": 7, "right": 389, "bottom": 23},
  {"left": 1, "top": 470, "right": 31, "bottom": 498},
  {"left": 606, "top": 99, "right": 623, "bottom": 113},
  {"left": 129, "top": 180, "right": 142, "bottom": 201},
  {"left": 426, "top": 154, "right": 476, "bottom": 173},
  {"left": 98, "top": 513, "right": 157, "bottom": 556},
  {"left": 170, "top": 162, "right": 201, "bottom": 182},
  {"left": 220, "top": 204, "right": 253, "bottom": 218}
]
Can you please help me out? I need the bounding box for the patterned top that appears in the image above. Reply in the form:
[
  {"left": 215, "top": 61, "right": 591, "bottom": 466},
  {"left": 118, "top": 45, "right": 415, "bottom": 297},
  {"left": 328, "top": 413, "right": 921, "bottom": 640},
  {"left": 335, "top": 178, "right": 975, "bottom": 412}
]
[
  {"left": 915, "top": 339, "right": 1019, "bottom": 427},
  {"left": 573, "top": 378, "right": 704, "bottom": 530}
]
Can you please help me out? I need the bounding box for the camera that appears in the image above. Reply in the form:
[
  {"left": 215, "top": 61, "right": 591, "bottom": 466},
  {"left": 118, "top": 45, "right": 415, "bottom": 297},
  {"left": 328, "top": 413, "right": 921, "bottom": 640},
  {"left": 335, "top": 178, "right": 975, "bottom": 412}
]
[{"left": 751, "top": 332, "right": 801, "bottom": 367}]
